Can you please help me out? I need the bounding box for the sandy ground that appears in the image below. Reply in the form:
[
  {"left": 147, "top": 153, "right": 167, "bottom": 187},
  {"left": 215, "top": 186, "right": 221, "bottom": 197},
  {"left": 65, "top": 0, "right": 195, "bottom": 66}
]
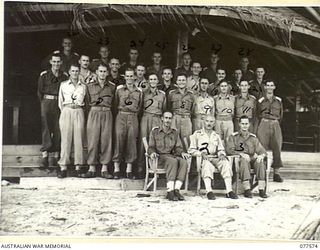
[{"left": 0, "top": 178, "right": 319, "bottom": 240}]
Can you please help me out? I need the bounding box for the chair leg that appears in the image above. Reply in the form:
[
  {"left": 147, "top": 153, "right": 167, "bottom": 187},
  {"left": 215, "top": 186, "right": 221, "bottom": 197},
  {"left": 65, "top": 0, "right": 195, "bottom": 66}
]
[
  {"left": 144, "top": 171, "right": 148, "bottom": 191},
  {"left": 153, "top": 173, "right": 157, "bottom": 192},
  {"left": 197, "top": 171, "right": 201, "bottom": 195},
  {"left": 184, "top": 172, "right": 189, "bottom": 191}
]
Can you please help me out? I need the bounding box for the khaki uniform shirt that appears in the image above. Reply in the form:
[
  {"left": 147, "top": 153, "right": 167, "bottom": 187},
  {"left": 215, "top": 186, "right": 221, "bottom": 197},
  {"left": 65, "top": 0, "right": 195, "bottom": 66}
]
[
  {"left": 214, "top": 94, "right": 235, "bottom": 118},
  {"left": 115, "top": 85, "right": 143, "bottom": 113},
  {"left": 37, "top": 70, "right": 68, "bottom": 100},
  {"left": 142, "top": 88, "right": 166, "bottom": 115},
  {"left": 168, "top": 89, "right": 195, "bottom": 115},
  {"left": 257, "top": 96, "right": 283, "bottom": 121},
  {"left": 235, "top": 94, "right": 256, "bottom": 119},
  {"left": 193, "top": 93, "right": 215, "bottom": 116},
  {"left": 86, "top": 80, "right": 115, "bottom": 108}
]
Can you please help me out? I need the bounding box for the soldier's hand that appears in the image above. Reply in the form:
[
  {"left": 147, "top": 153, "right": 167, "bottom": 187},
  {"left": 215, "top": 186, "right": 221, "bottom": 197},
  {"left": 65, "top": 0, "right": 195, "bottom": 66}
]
[
  {"left": 256, "top": 154, "right": 265, "bottom": 163},
  {"left": 240, "top": 153, "right": 250, "bottom": 162},
  {"left": 218, "top": 154, "right": 227, "bottom": 161},
  {"left": 150, "top": 153, "right": 158, "bottom": 159},
  {"left": 181, "top": 153, "right": 190, "bottom": 160}
]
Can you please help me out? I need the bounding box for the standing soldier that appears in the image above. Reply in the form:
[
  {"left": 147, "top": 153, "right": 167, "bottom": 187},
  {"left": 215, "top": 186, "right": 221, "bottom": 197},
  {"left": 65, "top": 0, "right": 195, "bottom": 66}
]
[
  {"left": 226, "top": 115, "right": 268, "bottom": 198},
  {"left": 186, "top": 61, "right": 202, "bottom": 93},
  {"left": 107, "top": 58, "right": 125, "bottom": 86},
  {"left": 201, "top": 52, "right": 220, "bottom": 84},
  {"left": 208, "top": 68, "right": 226, "bottom": 97},
  {"left": 37, "top": 53, "right": 68, "bottom": 168},
  {"left": 168, "top": 73, "right": 195, "bottom": 143},
  {"left": 234, "top": 81, "right": 257, "bottom": 133},
  {"left": 81, "top": 63, "right": 115, "bottom": 179},
  {"left": 192, "top": 77, "right": 215, "bottom": 131},
  {"left": 134, "top": 64, "right": 148, "bottom": 91},
  {"left": 147, "top": 51, "right": 165, "bottom": 79},
  {"left": 174, "top": 52, "right": 192, "bottom": 79},
  {"left": 113, "top": 68, "right": 143, "bottom": 179},
  {"left": 42, "top": 37, "right": 79, "bottom": 73},
  {"left": 249, "top": 66, "right": 267, "bottom": 99},
  {"left": 214, "top": 81, "right": 235, "bottom": 144},
  {"left": 90, "top": 45, "right": 110, "bottom": 72},
  {"left": 148, "top": 111, "right": 190, "bottom": 201},
  {"left": 188, "top": 115, "right": 238, "bottom": 200},
  {"left": 158, "top": 67, "right": 176, "bottom": 97},
  {"left": 119, "top": 48, "right": 140, "bottom": 75},
  {"left": 57, "top": 64, "right": 87, "bottom": 178},
  {"left": 257, "top": 81, "right": 284, "bottom": 182},
  {"left": 79, "top": 55, "right": 96, "bottom": 85},
  {"left": 239, "top": 56, "right": 255, "bottom": 82},
  {"left": 137, "top": 73, "right": 166, "bottom": 178},
  {"left": 229, "top": 69, "right": 242, "bottom": 95}
]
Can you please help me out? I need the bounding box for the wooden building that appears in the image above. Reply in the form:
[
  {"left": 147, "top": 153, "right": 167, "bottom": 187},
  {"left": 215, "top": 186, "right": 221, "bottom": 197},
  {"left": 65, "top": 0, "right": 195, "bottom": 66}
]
[{"left": 3, "top": 3, "right": 320, "bottom": 152}]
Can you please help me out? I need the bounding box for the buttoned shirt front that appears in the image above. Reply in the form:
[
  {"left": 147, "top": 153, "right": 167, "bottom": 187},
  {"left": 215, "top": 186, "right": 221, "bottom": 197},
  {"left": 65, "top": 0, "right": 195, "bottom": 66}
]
[
  {"left": 86, "top": 80, "right": 116, "bottom": 108},
  {"left": 143, "top": 88, "right": 166, "bottom": 115},
  {"left": 115, "top": 85, "right": 143, "bottom": 113},
  {"left": 148, "top": 127, "right": 184, "bottom": 156},
  {"left": 235, "top": 94, "right": 256, "bottom": 119},
  {"left": 226, "top": 131, "right": 266, "bottom": 157},
  {"left": 158, "top": 82, "right": 176, "bottom": 98},
  {"left": 58, "top": 79, "right": 87, "bottom": 109},
  {"left": 249, "top": 79, "right": 266, "bottom": 99},
  {"left": 188, "top": 129, "right": 226, "bottom": 157},
  {"left": 257, "top": 96, "right": 283, "bottom": 120},
  {"left": 37, "top": 70, "right": 69, "bottom": 100},
  {"left": 214, "top": 94, "right": 235, "bottom": 118},
  {"left": 193, "top": 92, "right": 215, "bottom": 116},
  {"left": 168, "top": 89, "right": 194, "bottom": 115},
  {"left": 186, "top": 75, "right": 200, "bottom": 93}
]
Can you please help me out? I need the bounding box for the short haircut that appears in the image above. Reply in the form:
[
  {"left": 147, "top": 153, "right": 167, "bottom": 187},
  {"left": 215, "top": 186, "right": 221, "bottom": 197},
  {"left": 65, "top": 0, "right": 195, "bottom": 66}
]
[
  {"left": 239, "top": 80, "right": 249, "bottom": 85},
  {"left": 239, "top": 115, "right": 250, "bottom": 122},
  {"left": 124, "top": 67, "right": 135, "bottom": 74},
  {"left": 100, "top": 45, "right": 109, "bottom": 50},
  {"left": 265, "top": 80, "right": 275, "bottom": 85},
  {"left": 109, "top": 57, "right": 120, "bottom": 63},
  {"left": 182, "top": 52, "right": 191, "bottom": 58},
  {"left": 148, "top": 73, "right": 159, "bottom": 79},
  {"left": 162, "top": 67, "right": 172, "bottom": 74},
  {"left": 50, "top": 52, "right": 62, "bottom": 60},
  {"left": 97, "top": 63, "right": 108, "bottom": 70},
  {"left": 68, "top": 63, "right": 80, "bottom": 71},
  {"left": 200, "top": 77, "right": 210, "bottom": 82},
  {"left": 80, "top": 54, "right": 90, "bottom": 60},
  {"left": 162, "top": 110, "right": 173, "bottom": 117},
  {"left": 191, "top": 61, "right": 201, "bottom": 67},
  {"left": 217, "top": 68, "right": 226, "bottom": 73},
  {"left": 176, "top": 73, "right": 187, "bottom": 79},
  {"left": 218, "top": 80, "right": 228, "bottom": 86},
  {"left": 135, "top": 63, "right": 146, "bottom": 69}
]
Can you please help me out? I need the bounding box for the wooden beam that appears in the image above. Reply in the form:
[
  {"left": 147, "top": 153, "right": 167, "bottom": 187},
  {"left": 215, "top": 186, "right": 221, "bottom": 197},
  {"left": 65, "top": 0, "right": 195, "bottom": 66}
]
[
  {"left": 203, "top": 21, "right": 320, "bottom": 63},
  {"left": 208, "top": 8, "right": 320, "bottom": 40},
  {"left": 176, "top": 30, "right": 189, "bottom": 68},
  {"left": 5, "top": 17, "right": 148, "bottom": 33}
]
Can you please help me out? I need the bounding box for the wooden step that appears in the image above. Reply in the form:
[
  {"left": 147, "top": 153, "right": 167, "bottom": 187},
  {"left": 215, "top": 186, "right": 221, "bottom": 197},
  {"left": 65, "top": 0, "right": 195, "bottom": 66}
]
[{"left": 3, "top": 145, "right": 41, "bottom": 155}]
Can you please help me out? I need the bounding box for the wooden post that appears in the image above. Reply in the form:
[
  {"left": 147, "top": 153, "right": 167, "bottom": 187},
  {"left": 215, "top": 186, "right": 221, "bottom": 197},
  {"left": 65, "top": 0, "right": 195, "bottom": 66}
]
[{"left": 176, "top": 30, "right": 188, "bottom": 68}]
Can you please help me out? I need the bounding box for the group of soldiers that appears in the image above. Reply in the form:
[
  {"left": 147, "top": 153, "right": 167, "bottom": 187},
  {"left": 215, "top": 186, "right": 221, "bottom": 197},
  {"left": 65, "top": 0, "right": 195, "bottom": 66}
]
[{"left": 38, "top": 37, "right": 284, "bottom": 201}]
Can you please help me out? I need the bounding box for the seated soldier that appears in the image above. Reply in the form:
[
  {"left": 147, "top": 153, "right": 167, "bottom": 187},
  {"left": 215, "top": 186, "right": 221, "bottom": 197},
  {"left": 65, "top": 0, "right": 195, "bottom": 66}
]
[
  {"left": 188, "top": 115, "right": 238, "bottom": 200},
  {"left": 148, "top": 111, "right": 190, "bottom": 201},
  {"left": 226, "top": 115, "right": 268, "bottom": 198}
]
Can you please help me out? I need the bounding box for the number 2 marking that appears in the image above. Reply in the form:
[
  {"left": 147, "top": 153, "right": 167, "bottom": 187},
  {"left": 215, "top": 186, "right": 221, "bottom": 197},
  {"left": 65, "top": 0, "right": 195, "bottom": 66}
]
[{"left": 145, "top": 99, "right": 154, "bottom": 110}]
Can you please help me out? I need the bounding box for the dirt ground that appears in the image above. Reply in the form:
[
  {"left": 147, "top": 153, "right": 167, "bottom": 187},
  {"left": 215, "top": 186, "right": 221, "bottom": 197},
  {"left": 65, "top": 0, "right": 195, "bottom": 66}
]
[{"left": 0, "top": 178, "right": 319, "bottom": 240}]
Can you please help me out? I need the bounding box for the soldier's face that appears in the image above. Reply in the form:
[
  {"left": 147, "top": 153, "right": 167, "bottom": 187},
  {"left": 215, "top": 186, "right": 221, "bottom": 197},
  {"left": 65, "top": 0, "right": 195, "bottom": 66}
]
[
  {"left": 210, "top": 54, "right": 219, "bottom": 64},
  {"left": 79, "top": 56, "right": 90, "bottom": 69},
  {"left": 162, "top": 69, "right": 173, "bottom": 81},
  {"left": 62, "top": 38, "right": 72, "bottom": 51},
  {"left": 109, "top": 59, "right": 120, "bottom": 71},
  {"left": 129, "top": 49, "right": 139, "bottom": 60},
  {"left": 161, "top": 112, "right": 173, "bottom": 127},
  {"left": 219, "top": 82, "right": 228, "bottom": 94},
  {"left": 183, "top": 54, "right": 192, "bottom": 66},
  {"left": 240, "top": 58, "right": 249, "bottom": 69},
  {"left": 135, "top": 66, "right": 145, "bottom": 78},
  {"left": 265, "top": 82, "right": 276, "bottom": 93},
  {"left": 239, "top": 118, "right": 250, "bottom": 132},
  {"left": 191, "top": 63, "right": 202, "bottom": 75},
  {"left": 256, "top": 68, "right": 265, "bottom": 78},
  {"left": 216, "top": 70, "right": 226, "bottom": 81},
  {"left": 152, "top": 53, "right": 162, "bottom": 64},
  {"left": 204, "top": 116, "right": 215, "bottom": 130},
  {"left": 176, "top": 76, "right": 187, "bottom": 89},
  {"left": 234, "top": 70, "right": 242, "bottom": 81},
  {"left": 50, "top": 56, "right": 62, "bottom": 70},
  {"left": 69, "top": 66, "right": 79, "bottom": 79},
  {"left": 97, "top": 66, "right": 108, "bottom": 80},
  {"left": 200, "top": 79, "right": 209, "bottom": 92},
  {"left": 148, "top": 74, "right": 159, "bottom": 88},
  {"left": 125, "top": 70, "right": 135, "bottom": 85},
  {"left": 99, "top": 47, "right": 109, "bottom": 58},
  {"left": 240, "top": 81, "right": 249, "bottom": 93}
]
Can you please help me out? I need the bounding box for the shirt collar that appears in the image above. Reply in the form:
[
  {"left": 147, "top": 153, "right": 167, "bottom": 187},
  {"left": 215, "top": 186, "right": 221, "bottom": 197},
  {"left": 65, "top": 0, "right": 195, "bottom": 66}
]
[
  {"left": 68, "top": 79, "right": 83, "bottom": 86},
  {"left": 218, "top": 94, "right": 230, "bottom": 100}
]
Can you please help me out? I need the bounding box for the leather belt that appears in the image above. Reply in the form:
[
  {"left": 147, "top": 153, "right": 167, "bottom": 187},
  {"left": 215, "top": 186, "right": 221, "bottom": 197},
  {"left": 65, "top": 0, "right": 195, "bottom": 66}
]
[
  {"left": 63, "top": 104, "right": 83, "bottom": 109},
  {"left": 43, "top": 94, "right": 58, "bottom": 100},
  {"left": 261, "top": 118, "right": 278, "bottom": 122},
  {"left": 119, "top": 111, "right": 137, "bottom": 115},
  {"left": 90, "top": 106, "right": 111, "bottom": 111}
]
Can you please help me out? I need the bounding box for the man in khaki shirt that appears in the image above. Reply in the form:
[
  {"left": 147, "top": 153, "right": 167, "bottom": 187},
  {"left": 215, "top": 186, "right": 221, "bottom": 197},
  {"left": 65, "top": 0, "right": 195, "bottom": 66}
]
[
  {"left": 226, "top": 115, "right": 268, "bottom": 198},
  {"left": 188, "top": 115, "right": 238, "bottom": 200},
  {"left": 148, "top": 111, "right": 190, "bottom": 201}
]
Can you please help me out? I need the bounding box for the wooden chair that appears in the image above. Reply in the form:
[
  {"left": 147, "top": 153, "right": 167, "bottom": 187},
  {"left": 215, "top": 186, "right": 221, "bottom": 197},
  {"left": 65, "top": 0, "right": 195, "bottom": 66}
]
[
  {"left": 143, "top": 137, "right": 192, "bottom": 192},
  {"left": 195, "top": 154, "right": 239, "bottom": 195}
]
